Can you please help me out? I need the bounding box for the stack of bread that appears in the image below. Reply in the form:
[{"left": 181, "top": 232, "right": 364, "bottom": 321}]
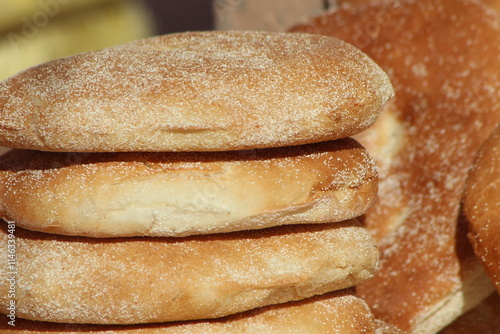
[{"left": 0, "top": 31, "right": 395, "bottom": 332}]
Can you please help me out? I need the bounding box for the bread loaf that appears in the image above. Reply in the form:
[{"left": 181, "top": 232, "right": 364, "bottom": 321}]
[
  {"left": 0, "top": 139, "right": 377, "bottom": 237},
  {"left": 0, "top": 31, "right": 393, "bottom": 152},
  {"left": 0, "top": 219, "right": 378, "bottom": 325}
]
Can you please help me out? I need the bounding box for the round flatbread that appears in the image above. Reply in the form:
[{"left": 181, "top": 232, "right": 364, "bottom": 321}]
[
  {"left": 0, "top": 139, "right": 377, "bottom": 237},
  {"left": 0, "top": 219, "right": 378, "bottom": 325},
  {"left": 0, "top": 31, "right": 393, "bottom": 152}
]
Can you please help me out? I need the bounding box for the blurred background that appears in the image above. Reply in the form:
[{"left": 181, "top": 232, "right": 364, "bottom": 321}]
[
  {"left": 0, "top": 0, "right": 215, "bottom": 81},
  {"left": 0, "top": 0, "right": 330, "bottom": 81},
  {"left": 144, "top": 0, "right": 213, "bottom": 35}
]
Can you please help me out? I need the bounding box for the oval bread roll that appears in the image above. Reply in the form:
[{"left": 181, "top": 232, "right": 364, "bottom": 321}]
[
  {"left": 0, "top": 31, "right": 393, "bottom": 152},
  {"left": 464, "top": 124, "right": 500, "bottom": 293},
  {"left": 0, "top": 139, "right": 377, "bottom": 237},
  {"left": 0, "top": 290, "right": 376, "bottom": 333},
  {"left": 0, "top": 220, "right": 379, "bottom": 325}
]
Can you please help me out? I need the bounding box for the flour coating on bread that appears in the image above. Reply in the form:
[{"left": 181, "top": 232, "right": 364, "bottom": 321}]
[
  {"left": 0, "top": 31, "right": 393, "bottom": 152},
  {"left": 0, "top": 220, "right": 378, "bottom": 324},
  {"left": 0, "top": 139, "right": 377, "bottom": 237}
]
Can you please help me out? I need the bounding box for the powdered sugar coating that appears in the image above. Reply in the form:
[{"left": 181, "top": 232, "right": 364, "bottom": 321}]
[
  {"left": 0, "top": 139, "right": 378, "bottom": 237},
  {"left": 0, "top": 31, "right": 393, "bottom": 152},
  {"left": 0, "top": 220, "right": 378, "bottom": 324}
]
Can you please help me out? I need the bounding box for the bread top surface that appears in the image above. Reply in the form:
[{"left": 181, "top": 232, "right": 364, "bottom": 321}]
[
  {"left": 0, "top": 30, "right": 393, "bottom": 152},
  {"left": 464, "top": 124, "right": 500, "bottom": 292},
  {"left": 292, "top": 0, "right": 500, "bottom": 332},
  {"left": 0, "top": 290, "right": 376, "bottom": 334},
  {"left": 0, "top": 139, "right": 378, "bottom": 237},
  {"left": 0, "top": 220, "right": 379, "bottom": 324}
]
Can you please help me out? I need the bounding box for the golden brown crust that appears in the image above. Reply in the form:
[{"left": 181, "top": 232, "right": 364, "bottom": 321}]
[
  {"left": 0, "top": 290, "right": 376, "bottom": 333},
  {"left": 0, "top": 139, "right": 377, "bottom": 237},
  {"left": 291, "top": 0, "right": 500, "bottom": 332},
  {"left": 464, "top": 124, "right": 500, "bottom": 293},
  {"left": 0, "top": 219, "right": 378, "bottom": 325},
  {"left": 0, "top": 31, "right": 393, "bottom": 152}
]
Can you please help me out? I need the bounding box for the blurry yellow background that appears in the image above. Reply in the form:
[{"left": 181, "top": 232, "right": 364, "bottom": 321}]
[
  {"left": 0, "top": 0, "right": 156, "bottom": 155},
  {"left": 0, "top": 0, "right": 154, "bottom": 81}
]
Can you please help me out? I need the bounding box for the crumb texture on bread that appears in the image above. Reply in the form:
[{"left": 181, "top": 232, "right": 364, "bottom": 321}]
[{"left": 439, "top": 292, "right": 500, "bottom": 334}]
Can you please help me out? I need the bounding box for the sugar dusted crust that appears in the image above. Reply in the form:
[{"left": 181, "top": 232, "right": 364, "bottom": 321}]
[
  {"left": 0, "top": 220, "right": 378, "bottom": 325},
  {"left": 0, "top": 139, "right": 377, "bottom": 237},
  {"left": 0, "top": 31, "right": 393, "bottom": 152},
  {"left": 374, "top": 319, "right": 407, "bottom": 334}
]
